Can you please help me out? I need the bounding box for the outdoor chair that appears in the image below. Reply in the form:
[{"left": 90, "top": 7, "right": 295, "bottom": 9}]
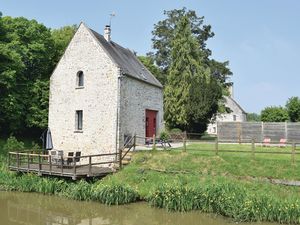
[
  {"left": 66, "top": 152, "right": 74, "bottom": 166},
  {"left": 75, "top": 151, "right": 81, "bottom": 165},
  {"left": 263, "top": 138, "right": 271, "bottom": 147},
  {"left": 279, "top": 138, "right": 287, "bottom": 148}
]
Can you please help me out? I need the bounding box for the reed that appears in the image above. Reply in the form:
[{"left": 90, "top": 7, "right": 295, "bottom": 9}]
[
  {"left": 148, "top": 181, "right": 300, "bottom": 224},
  {"left": 93, "top": 184, "right": 139, "bottom": 205}
]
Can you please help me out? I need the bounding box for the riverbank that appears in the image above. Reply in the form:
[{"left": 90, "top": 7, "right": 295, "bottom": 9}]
[{"left": 1, "top": 140, "right": 300, "bottom": 224}]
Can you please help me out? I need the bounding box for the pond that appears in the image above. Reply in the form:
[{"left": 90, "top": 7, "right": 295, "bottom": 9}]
[{"left": 0, "top": 191, "right": 279, "bottom": 225}]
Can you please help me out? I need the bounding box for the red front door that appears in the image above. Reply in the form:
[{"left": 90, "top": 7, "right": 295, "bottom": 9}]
[{"left": 146, "top": 110, "right": 157, "bottom": 138}]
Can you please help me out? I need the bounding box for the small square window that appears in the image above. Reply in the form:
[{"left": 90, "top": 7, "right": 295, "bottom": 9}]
[
  {"left": 233, "top": 115, "right": 237, "bottom": 121},
  {"left": 75, "top": 110, "right": 83, "bottom": 130}
]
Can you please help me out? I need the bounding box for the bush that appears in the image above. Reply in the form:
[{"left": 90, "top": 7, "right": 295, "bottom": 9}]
[
  {"left": 2, "top": 136, "right": 24, "bottom": 153},
  {"left": 93, "top": 184, "right": 139, "bottom": 205},
  {"left": 159, "top": 130, "right": 170, "bottom": 141}
]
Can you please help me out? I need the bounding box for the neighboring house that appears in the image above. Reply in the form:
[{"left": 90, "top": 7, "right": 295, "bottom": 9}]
[
  {"left": 48, "top": 23, "right": 163, "bottom": 160},
  {"left": 207, "top": 92, "right": 247, "bottom": 135}
]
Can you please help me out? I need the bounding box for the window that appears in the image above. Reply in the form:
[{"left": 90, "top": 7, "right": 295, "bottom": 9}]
[
  {"left": 77, "top": 71, "right": 84, "bottom": 87},
  {"left": 233, "top": 115, "right": 237, "bottom": 121},
  {"left": 75, "top": 110, "right": 83, "bottom": 130}
]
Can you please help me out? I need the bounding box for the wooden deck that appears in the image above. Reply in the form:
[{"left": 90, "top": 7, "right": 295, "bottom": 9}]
[
  {"left": 8, "top": 151, "right": 118, "bottom": 180},
  {"left": 8, "top": 135, "right": 137, "bottom": 180},
  {"left": 9, "top": 163, "right": 114, "bottom": 180}
]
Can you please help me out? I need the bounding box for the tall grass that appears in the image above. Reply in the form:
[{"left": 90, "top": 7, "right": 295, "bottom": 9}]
[
  {"left": 148, "top": 181, "right": 300, "bottom": 224},
  {"left": 93, "top": 184, "right": 139, "bottom": 205}
]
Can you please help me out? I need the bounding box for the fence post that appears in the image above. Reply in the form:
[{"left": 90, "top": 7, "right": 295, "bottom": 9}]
[
  {"left": 292, "top": 143, "right": 296, "bottom": 164},
  {"left": 152, "top": 134, "right": 156, "bottom": 150},
  {"left": 183, "top": 137, "right": 187, "bottom": 152},
  {"left": 251, "top": 139, "right": 255, "bottom": 159},
  {"left": 215, "top": 138, "right": 219, "bottom": 155}
]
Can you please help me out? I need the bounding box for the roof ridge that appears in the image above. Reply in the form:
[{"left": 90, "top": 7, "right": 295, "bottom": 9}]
[{"left": 87, "top": 26, "right": 163, "bottom": 88}]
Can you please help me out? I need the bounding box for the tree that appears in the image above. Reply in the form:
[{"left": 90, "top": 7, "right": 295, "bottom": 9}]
[
  {"left": 261, "top": 106, "right": 289, "bottom": 122},
  {"left": 286, "top": 97, "right": 300, "bottom": 122},
  {"left": 150, "top": 8, "right": 232, "bottom": 87},
  {"left": 247, "top": 113, "right": 261, "bottom": 122},
  {"left": 164, "top": 16, "right": 222, "bottom": 133},
  {"left": 51, "top": 25, "right": 76, "bottom": 64},
  {"left": 138, "top": 56, "right": 165, "bottom": 84}
]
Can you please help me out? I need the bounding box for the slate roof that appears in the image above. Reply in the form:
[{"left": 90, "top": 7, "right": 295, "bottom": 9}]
[
  {"left": 88, "top": 27, "right": 163, "bottom": 88},
  {"left": 225, "top": 96, "right": 247, "bottom": 114}
]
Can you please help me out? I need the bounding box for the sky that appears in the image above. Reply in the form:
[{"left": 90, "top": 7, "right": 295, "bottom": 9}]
[{"left": 1, "top": 0, "right": 300, "bottom": 113}]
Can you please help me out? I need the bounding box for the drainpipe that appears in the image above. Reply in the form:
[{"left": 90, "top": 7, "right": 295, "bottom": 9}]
[{"left": 116, "top": 68, "right": 123, "bottom": 158}]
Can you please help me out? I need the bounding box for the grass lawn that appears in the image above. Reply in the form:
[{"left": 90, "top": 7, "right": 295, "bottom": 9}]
[{"left": 100, "top": 142, "right": 300, "bottom": 199}]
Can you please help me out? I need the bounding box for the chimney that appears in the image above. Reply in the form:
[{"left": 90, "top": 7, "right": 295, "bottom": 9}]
[{"left": 104, "top": 25, "right": 111, "bottom": 42}]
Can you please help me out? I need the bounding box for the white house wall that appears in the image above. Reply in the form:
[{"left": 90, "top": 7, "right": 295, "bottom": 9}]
[
  {"left": 119, "top": 76, "right": 164, "bottom": 145},
  {"left": 207, "top": 97, "right": 247, "bottom": 135},
  {"left": 48, "top": 23, "right": 119, "bottom": 158}
]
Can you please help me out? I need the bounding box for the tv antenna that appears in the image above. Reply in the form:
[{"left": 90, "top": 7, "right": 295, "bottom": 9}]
[{"left": 109, "top": 12, "right": 116, "bottom": 26}]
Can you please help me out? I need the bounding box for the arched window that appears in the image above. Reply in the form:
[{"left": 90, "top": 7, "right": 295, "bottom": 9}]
[{"left": 77, "top": 71, "right": 84, "bottom": 87}]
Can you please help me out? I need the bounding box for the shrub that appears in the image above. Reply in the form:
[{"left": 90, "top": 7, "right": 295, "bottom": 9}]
[
  {"left": 2, "top": 136, "right": 24, "bottom": 153},
  {"left": 93, "top": 184, "right": 139, "bottom": 205},
  {"left": 159, "top": 130, "right": 170, "bottom": 141}
]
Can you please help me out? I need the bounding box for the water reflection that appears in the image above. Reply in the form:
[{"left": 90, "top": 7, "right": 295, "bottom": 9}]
[{"left": 0, "top": 191, "right": 278, "bottom": 225}]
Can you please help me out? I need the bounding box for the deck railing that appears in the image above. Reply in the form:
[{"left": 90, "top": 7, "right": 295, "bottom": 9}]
[{"left": 8, "top": 151, "right": 119, "bottom": 179}]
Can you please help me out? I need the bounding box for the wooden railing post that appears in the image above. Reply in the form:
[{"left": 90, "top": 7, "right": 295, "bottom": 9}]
[
  {"left": 119, "top": 148, "right": 122, "bottom": 169},
  {"left": 49, "top": 155, "right": 52, "bottom": 175},
  {"left": 292, "top": 143, "right": 296, "bottom": 164},
  {"left": 251, "top": 139, "right": 255, "bottom": 159},
  {"left": 27, "top": 153, "right": 30, "bottom": 171},
  {"left": 152, "top": 134, "right": 156, "bottom": 150},
  {"left": 88, "top": 156, "right": 92, "bottom": 176},
  {"left": 8, "top": 153, "right": 10, "bottom": 168},
  {"left": 73, "top": 156, "right": 76, "bottom": 176},
  {"left": 38, "top": 154, "right": 42, "bottom": 172},
  {"left": 215, "top": 138, "right": 219, "bottom": 155},
  {"left": 17, "top": 153, "right": 20, "bottom": 171},
  {"left": 61, "top": 155, "right": 64, "bottom": 175},
  {"left": 133, "top": 134, "right": 136, "bottom": 151}
]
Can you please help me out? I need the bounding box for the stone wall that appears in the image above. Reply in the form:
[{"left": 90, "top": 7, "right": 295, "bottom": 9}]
[
  {"left": 207, "top": 96, "right": 247, "bottom": 135},
  {"left": 119, "top": 76, "right": 164, "bottom": 146},
  {"left": 48, "top": 23, "right": 119, "bottom": 159}
]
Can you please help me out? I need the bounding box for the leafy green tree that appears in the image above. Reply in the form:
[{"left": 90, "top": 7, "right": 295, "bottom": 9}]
[
  {"left": 261, "top": 106, "right": 289, "bottom": 122},
  {"left": 26, "top": 79, "right": 49, "bottom": 128},
  {"left": 51, "top": 25, "right": 76, "bottom": 63},
  {"left": 0, "top": 16, "right": 56, "bottom": 133},
  {"left": 138, "top": 56, "right": 165, "bottom": 85},
  {"left": 286, "top": 97, "right": 300, "bottom": 122},
  {"left": 150, "top": 8, "right": 232, "bottom": 87},
  {"left": 164, "top": 16, "right": 222, "bottom": 132},
  {"left": 247, "top": 113, "right": 261, "bottom": 122}
]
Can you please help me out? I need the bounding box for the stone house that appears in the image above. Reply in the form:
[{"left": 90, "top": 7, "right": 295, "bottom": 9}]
[
  {"left": 48, "top": 23, "right": 163, "bottom": 159},
  {"left": 207, "top": 89, "right": 247, "bottom": 135}
]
